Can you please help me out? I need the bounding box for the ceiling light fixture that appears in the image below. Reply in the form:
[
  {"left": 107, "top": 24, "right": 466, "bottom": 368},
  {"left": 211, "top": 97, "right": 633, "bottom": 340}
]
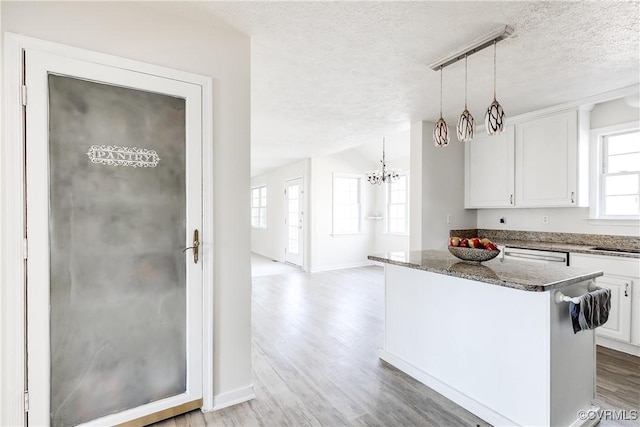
[
  {"left": 485, "top": 40, "right": 505, "bottom": 135},
  {"left": 428, "top": 25, "right": 513, "bottom": 142},
  {"left": 457, "top": 54, "right": 475, "bottom": 142},
  {"left": 433, "top": 67, "right": 450, "bottom": 147},
  {"left": 428, "top": 25, "right": 513, "bottom": 71},
  {"left": 367, "top": 138, "right": 400, "bottom": 185}
]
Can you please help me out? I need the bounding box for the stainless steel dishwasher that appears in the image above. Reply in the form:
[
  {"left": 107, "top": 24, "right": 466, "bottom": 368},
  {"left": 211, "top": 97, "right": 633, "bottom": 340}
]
[{"left": 502, "top": 247, "right": 569, "bottom": 265}]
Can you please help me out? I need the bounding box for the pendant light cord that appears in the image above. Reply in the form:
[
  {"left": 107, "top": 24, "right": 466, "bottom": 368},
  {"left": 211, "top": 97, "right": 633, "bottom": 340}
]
[
  {"left": 493, "top": 40, "right": 497, "bottom": 101},
  {"left": 440, "top": 67, "right": 443, "bottom": 117},
  {"left": 464, "top": 54, "right": 468, "bottom": 109}
]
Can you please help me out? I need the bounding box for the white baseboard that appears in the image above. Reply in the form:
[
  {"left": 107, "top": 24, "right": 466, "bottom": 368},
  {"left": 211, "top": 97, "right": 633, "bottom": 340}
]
[
  {"left": 596, "top": 336, "right": 640, "bottom": 357},
  {"left": 569, "top": 404, "right": 601, "bottom": 427},
  {"left": 310, "top": 261, "right": 375, "bottom": 273},
  {"left": 378, "top": 349, "right": 516, "bottom": 426},
  {"left": 209, "top": 385, "right": 255, "bottom": 412}
]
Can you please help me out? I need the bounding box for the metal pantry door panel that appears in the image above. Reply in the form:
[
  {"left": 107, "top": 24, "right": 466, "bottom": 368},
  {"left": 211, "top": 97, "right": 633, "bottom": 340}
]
[{"left": 25, "top": 50, "right": 203, "bottom": 426}]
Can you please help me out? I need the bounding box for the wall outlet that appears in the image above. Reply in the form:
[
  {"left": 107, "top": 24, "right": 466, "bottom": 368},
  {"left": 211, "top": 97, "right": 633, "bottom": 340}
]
[
  {"left": 446, "top": 214, "right": 452, "bottom": 224},
  {"left": 542, "top": 215, "right": 549, "bottom": 224},
  {"left": 499, "top": 217, "right": 506, "bottom": 224}
]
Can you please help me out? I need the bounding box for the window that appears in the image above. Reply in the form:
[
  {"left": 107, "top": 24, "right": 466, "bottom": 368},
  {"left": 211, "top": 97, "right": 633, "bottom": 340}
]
[
  {"left": 332, "top": 174, "right": 361, "bottom": 234},
  {"left": 597, "top": 126, "right": 640, "bottom": 219},
  {"left": 386, "top": 174, "right": 409, "bottom": 234},
  {"left": 251, "top": 186, "right": 267, "bottom": 228}
]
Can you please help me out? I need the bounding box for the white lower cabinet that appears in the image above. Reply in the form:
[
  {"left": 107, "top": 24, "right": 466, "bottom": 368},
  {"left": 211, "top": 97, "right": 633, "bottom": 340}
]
[
  {"left": 570, "top": 253, "right": 639, "bottom": 354},
  {"left": 587, "top": 274, "right": 632, "bottom": 342}
]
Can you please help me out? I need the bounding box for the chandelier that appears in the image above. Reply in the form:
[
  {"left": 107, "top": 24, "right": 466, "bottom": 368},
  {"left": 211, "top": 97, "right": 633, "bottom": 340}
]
[{"left": 366, "top": 138, "right": 399, "bottom": 185}]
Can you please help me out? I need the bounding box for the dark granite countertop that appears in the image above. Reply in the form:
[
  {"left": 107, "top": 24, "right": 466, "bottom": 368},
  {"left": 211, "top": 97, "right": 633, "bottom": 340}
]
[
  {"left": 368, "top": 250, "right": 603, "bottom": 292},
  {"left": 494, "top": 240, "right": 640, "bottom": 259},
  {"left": 449, "top": 229, "right": 640, "bottom": 259}
]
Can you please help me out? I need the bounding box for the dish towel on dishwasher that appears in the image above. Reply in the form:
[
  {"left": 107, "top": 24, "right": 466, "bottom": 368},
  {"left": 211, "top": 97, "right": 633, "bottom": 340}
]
[{"left": 569, "top": 288, "right": 612, "bottom": 334}]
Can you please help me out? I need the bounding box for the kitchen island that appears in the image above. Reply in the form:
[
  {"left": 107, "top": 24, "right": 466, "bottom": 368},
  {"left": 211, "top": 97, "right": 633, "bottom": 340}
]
[{"left": 368, "top": 250, "right": 604, "bottom": 427}]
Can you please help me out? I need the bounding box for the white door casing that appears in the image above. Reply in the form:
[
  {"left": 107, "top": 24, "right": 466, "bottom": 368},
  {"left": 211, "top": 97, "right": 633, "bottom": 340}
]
[{"left": 1, "top": 33, "right": 214, "bottom": 427}]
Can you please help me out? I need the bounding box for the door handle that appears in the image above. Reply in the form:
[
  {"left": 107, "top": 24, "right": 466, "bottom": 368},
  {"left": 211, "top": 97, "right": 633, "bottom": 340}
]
[
  {"left": 182, "top": 229, "right": 199, "bottom": 263},
  {"left": 625, "top": 283, "right": 629, "bottom": 297}
]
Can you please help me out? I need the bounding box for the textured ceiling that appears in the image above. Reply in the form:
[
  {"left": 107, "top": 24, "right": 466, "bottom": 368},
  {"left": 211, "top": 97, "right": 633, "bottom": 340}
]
[{"left": 164, "top": 1, "right": 640, "bottom": 176}]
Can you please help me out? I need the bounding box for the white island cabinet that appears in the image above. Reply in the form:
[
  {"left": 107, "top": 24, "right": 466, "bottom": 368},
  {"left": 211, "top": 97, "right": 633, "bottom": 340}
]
[{"left": 369, "top": 250, "right": 603, "bottom": 427}]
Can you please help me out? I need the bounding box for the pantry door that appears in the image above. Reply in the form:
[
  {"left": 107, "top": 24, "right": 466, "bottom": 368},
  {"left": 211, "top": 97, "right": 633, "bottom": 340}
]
[{"left": 25, "top": 50, "right": 203, "bottom": 426}]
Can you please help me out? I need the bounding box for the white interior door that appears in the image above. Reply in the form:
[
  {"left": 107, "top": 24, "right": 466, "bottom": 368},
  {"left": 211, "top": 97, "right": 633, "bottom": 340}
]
[
  {"left": 25, "top": 49, "right": 203, "bottom": 426},
  {"left": 285, "top": 178, "right": 304, "bottom": 267}
]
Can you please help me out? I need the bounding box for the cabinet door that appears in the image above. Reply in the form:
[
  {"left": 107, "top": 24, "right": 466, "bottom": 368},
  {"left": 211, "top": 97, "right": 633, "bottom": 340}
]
[
  {"left": 592, "top": 275, "right": 632, "bottom": 342},
  {"left": 515, "top": 110, "right": 577, "bottom": 207},
  {"left": 570, "top": 253, "right": 634, "bottom": 343},
  {"left": 465, "top": 125, "right": 515, "bottom": 208}
]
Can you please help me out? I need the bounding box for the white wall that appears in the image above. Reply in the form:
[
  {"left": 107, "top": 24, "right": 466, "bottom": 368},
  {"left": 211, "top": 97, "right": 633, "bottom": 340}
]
[
  {"left": 254, "top": 129, "right": 410, "bottom": 270},
  {"left": 416, "top": 121, "right": 477, "bottom": 250},
  {"left": 371, "top": 155, "right": 411, "bottom": 255},
  {"left": 310, "top": 148, "right": 376, "bottom": 272},
  {"left": 250, "top": 159, "right": 310, "bottom": 270},
  {"left": 409, "top": 121, "right": 424, "bottom": 250},
  {"left": 590, "top": 97, "right": 639, "bottom": 129},
  {"left": 477, "top": 98, "right": 640, "bottom": 236},
  {"left": 1, "top": 0, "right": 252, "bottom": 414}
]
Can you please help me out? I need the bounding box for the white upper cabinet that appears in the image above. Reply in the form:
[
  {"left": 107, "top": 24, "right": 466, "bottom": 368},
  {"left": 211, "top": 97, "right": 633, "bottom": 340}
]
[
  {"left": 465, "top": 125, "right": 515, "bottom": 208},
  {"left": 516, "top": 110, "right": 581, "bottom": 207},
  {"left": 465, "top": 107, "right": 590, "bottom": 208}
]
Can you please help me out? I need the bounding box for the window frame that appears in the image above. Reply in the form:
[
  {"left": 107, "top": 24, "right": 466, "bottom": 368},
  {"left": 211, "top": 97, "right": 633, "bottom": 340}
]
[
  {"left": 331, "top": 173, "right": 362, "bottom": 235},
  {"left": 251, "top": 185, "right": 268, "bottom": 229},
  {"left": 590, "top": 121, "right": 640, "bottom": 221},
  {"left": 385, "top": 173, "right": 410, "bottom": 235}
]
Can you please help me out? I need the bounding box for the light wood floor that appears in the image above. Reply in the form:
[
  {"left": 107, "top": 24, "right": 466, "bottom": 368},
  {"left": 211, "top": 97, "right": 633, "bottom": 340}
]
[{"left": 154, "top": 266, "right": 639, "bottom": 427}]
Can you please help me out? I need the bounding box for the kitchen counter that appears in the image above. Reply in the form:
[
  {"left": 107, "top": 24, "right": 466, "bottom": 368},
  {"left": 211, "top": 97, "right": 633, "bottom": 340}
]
[
  {"left": 450, "top": 229, "right": 640, "bottom": 259},
  {"left": 493, "top": 239, "right": 640, "bottom": 259},
  {"left": 376, "top": 250, "right": 602, "bottom": 426},
  {"left": 368, "top": 249, "right": 603, "bottom": 292}
]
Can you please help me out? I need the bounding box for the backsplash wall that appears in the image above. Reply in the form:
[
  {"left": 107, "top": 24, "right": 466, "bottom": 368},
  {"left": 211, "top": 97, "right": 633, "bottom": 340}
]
[
  {"left": 451, "top": 228, "right": 640, "bottom": 250},
  {"left": 476, "top": 207, "right": 640, "bottom": 237}
]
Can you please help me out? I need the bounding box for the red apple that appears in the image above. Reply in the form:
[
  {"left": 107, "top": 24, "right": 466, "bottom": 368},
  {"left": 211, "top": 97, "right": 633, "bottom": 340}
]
[
  {"left": 480, "top": 238, "right": 491, "bottom": 247},
  {"left": 469, "top": 238, "right": 482, "bottom": 248},
  {"left": 459, "top": 238, "right": 469, "bottom": 248},
  {"left": 485, "top": 243, "right": 498, "bottom": 251},
  {"left": 449, "top": 237, "right": 461, "bottom": 247}
]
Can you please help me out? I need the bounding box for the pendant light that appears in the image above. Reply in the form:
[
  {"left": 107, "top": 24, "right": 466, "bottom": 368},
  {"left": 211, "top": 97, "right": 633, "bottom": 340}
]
[
  {"left": 433, "top": 67, "right": 450, "bottom": 147},
  {"left": 484, "top": 40, "right": 505, "bottom": 135},
  {"left": 456, "top": 54, "right": 475, "bottom": 142}
]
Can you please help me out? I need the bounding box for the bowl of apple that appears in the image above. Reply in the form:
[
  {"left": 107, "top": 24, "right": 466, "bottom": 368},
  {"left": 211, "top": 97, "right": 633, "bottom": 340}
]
[{"left": 448, "top": 237, "right": 500, "bottom": 263}]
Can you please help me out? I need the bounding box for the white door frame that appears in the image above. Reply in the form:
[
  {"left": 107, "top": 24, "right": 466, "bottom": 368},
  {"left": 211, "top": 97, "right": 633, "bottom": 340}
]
[
  {"left": 0, "top": 33, "right": 215, "bottom": 426},
  {"left": 284, "top": 177, "right": 304, "bottom": 267}
]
